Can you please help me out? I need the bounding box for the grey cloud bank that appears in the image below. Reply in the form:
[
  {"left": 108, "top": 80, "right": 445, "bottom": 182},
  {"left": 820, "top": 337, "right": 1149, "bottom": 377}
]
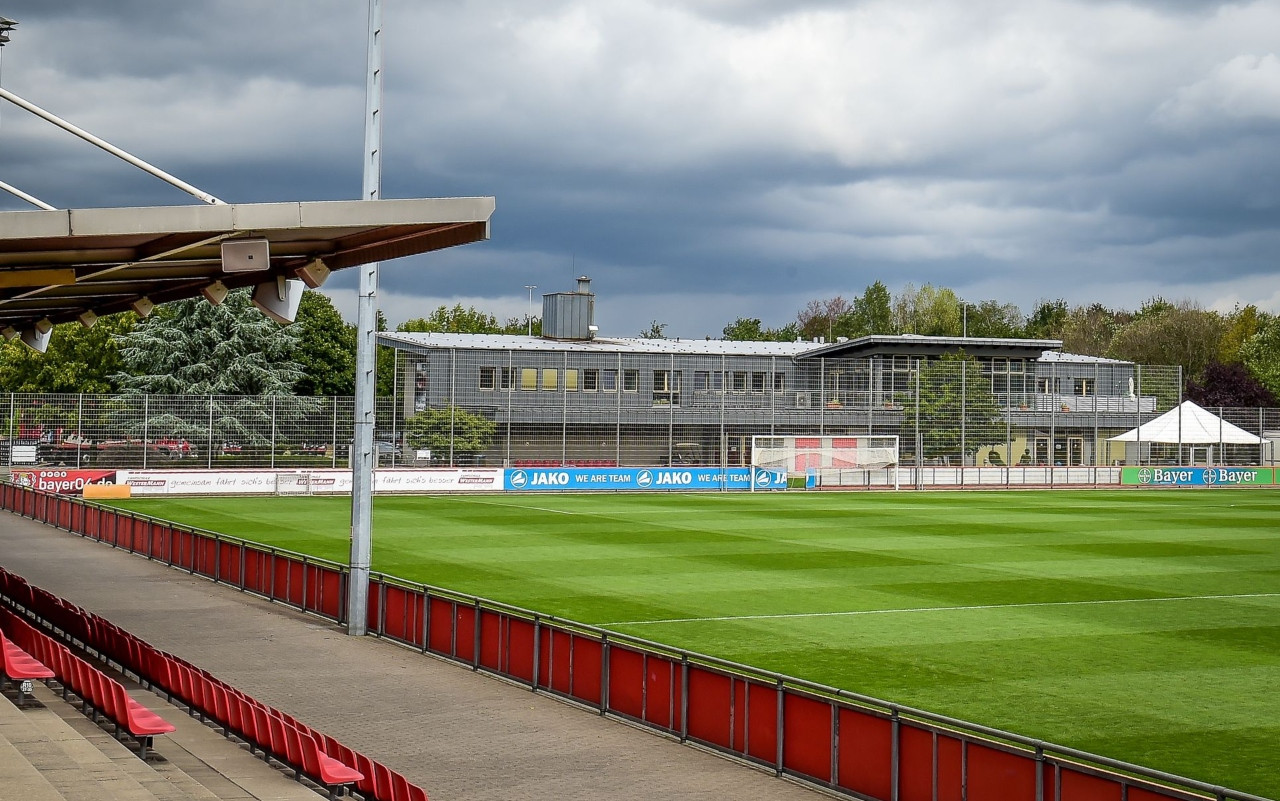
[{"left": 1, "top": 0, "right": 1277, "bottom": 338}]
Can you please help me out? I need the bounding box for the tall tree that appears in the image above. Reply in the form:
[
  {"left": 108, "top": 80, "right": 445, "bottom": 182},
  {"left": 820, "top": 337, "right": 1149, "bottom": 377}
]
[
  {"left": 964, "top": 299, "right": 1024, "bottom": 339},
  {"left": 290, "top": 290, "right": 356, "bottom": 397},
  {"left": 113, "top": 290, "right": 303, "bottom": 395},
  {"left": 400, "top": 304, "right": 505, "bottom": 334},
  {"left": 1185, "top": 362, "right": 1277, "bottom": 408},
  {"left": 1218, "top": 304, "right": 1270, "bottom": 365},
  {"left": 846, "top": 281, "right": 895, "bottom": 337},
  {"left": 893, "top": 284, "right": 961, "bottom": 335},
  {"left": 1239, "top": 316, "right": 1280, "bottom": 400},
  {"left": 797, "top": 297, "right": 852, "bottom": 341},
  {"left": 722, "top": 317, "right": 767, "bottom": 341},
  {"left": 1107, "top": 300, "right": 1225, "bottom": 384},
  {"left": 903, "top": 352, "right": 1001, "bottom": 460},
  {"left": 111, "top": 289, "right": 307, "bottom": 449},
  {"left": 1024, "top": 298, "right": 1069, "bottom": 340},
  {"left": 1060, "top": 303, "right": 1130, "bottom": 357},
  {"left": 0, "top": 312, "right": 134, "bottom": 393}
]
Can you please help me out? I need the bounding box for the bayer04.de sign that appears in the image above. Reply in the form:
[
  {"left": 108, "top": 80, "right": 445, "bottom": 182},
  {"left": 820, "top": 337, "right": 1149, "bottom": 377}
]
[{"left": 1121, "top": 467, "right": 1275, "bottom": 487}]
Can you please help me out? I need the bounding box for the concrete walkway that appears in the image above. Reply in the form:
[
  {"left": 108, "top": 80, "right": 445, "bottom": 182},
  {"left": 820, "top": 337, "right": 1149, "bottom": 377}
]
[{"left": 0, "top": 511, "right": 824, "bottom": 801}]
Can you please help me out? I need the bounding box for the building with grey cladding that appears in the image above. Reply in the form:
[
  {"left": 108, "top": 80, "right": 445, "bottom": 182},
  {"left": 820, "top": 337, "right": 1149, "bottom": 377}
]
[{"left": 377, "top": 280, "right": 1163, "bottom": 469}]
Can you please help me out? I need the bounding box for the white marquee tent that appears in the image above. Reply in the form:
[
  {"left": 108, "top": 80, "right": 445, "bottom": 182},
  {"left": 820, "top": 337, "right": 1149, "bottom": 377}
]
[{"left": 1108, "top": 401, "right": 1265, "bottom": 445}]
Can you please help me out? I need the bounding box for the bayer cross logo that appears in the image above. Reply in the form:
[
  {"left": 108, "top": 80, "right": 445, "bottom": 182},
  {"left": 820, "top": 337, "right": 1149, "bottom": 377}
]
[
  {"left": 636, "top": 470, "right": 653, "bottom": 488},
  {"left": 510, "top": 470, "right": 528, "bottom": 489},
  {"left": 1137, "top": 468, "right": 1152, "bottom": 485},
  {"left": 1203, "top": 469, "right": 1217, "bottom": 485}
]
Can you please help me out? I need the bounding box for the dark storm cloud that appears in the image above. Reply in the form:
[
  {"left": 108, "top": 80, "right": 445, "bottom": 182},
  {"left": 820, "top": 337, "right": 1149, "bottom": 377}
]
[{"left": 3, "top": 1, "right": 1279, "bottom": 336}]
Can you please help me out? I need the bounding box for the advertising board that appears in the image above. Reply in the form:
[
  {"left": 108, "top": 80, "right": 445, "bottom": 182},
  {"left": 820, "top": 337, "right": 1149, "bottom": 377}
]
[
  {"left": 1120, "top": 466, "right": 1275, "bottom": 487},
  {"left": 10, "top": 468, "right": 118, "bottom": 495},
  {"left": 503, "top": 466, "right": 786, "bottom": 492}
]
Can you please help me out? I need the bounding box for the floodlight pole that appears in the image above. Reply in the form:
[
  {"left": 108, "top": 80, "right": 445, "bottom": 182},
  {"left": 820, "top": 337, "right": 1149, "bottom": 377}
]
[
  {"left": 524, "top": 284, "right": 536, "bottom": 336},
  {"left": 348, "top": 0, "right": 383, "bottom": 637}
]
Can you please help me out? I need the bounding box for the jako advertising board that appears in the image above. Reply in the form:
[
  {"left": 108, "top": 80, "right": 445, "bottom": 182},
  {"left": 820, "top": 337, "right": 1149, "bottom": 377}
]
[
  {"left": 503, "top": 466, "right": 786, "bottom": 492},
  {"left": 1121, "top": 466, "right": 1276, "bottom": 487}
]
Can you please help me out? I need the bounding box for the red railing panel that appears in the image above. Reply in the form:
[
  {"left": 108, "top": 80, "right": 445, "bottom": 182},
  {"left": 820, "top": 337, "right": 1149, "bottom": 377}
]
[
  {"left": 1060, "top": 767, "right": 1125, "bottom": 801},
  {"left": 504, "top": 617, "right": 536, "bottom": 683},
  {"left": 938, "top": 732, "right": 965, "bottom": 801},
  {"left": 642, "top": 653, "right": 678, "bottom": 730},
  {"left": 967, "top": 741, "right": 1038, "bottom": 801},
  {"left": 745, "top": 680, "right": 779, "bottom": 764},
  {"left": 478, "top": 607, "right": 504, "bottom": 671},
  {"left": 569, "top": 635, "right": 603, "bottom": 706},
  {"left": 607, "top": 645, "right": 645, "bottom": 720},
  {"left": 686, "top": 665, "right": 733, "bottom": 750},
  {"left": 427, "top": 597, "right": 457, "bottom": 656},
  {"left": 782, "top": 692, "right": 833, "bottom": 783},
  {"left": 454, "top": 603, "right": 477, "bottom": 663},
  {"left": 836, "top": 706, "right": 893, "bottom": 799},
  {"left": 899, "top": 722, "right": 936, "bottom": 801}
]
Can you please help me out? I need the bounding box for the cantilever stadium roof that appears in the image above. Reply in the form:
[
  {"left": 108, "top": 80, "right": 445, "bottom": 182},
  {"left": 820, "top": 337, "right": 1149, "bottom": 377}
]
[{"left": 0, "top": 197, "right": 495, "bottom": 333}]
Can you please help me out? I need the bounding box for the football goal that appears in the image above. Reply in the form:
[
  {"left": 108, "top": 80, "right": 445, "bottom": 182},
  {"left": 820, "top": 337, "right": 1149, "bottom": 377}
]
[
  {"left": 751, "top": 435, "right": 900, "bottom": 490},
  {"left": 274, "top": 471, "right": 314, "bottom": 496}
]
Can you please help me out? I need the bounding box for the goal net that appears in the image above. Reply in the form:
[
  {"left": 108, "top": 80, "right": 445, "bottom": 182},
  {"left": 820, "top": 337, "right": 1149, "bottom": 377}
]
[
  {"left": 751, "top": 435, "right": 900, "bottom": 489},
  {"left": 274, "top": 471, "right": 314, "bottom": 496}
]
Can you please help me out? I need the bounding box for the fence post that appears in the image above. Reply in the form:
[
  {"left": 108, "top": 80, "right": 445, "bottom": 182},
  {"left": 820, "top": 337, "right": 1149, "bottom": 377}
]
[
  {"left": 775, "top": 677, "right": 785, "bottom": 777},
  {"left": 600, "top": 632, "right": 610, "bottom": 715},
  {"left": 532, "top": 615, "right": 541, "bottom": 692}
]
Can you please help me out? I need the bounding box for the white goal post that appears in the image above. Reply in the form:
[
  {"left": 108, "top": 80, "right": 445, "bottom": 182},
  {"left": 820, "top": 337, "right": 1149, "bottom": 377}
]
[
  {"left": 274, "top": 470, "right": 314, "bottom": 496},
  {"left": 751, "top": 435, "right": 900, "bottom": 490}
]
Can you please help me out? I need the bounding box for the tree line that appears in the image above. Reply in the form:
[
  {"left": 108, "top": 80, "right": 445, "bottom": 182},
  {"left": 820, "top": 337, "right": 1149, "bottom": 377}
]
[{"left": 2, "top": 283, "right": 1276, "bottom": 407}]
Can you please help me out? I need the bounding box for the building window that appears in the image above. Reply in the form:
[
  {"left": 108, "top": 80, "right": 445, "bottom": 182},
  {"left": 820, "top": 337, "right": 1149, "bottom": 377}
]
[
  {"left": 751, "top": 372, "right": 767, "bottom": 393},
  {"left": 711, "top": 371, "right": 723, "bottom": 393},
  {"left": 479, "top": 367, "right": 497, "bottom": 391},
  {"left": 1037, "top": 377, "right": 1060, "bottom": 394},
  {"left": 773, "top": 373, "right": 786, "bottom": 393},
  {"left": 542, "top": 368, "right": 558, "bottom": 391},
  {"left": 602, "top": 369, "right": 618, "bottom": 392},
  {"left": 583, "top": 369, "right": 599, "bottom": 392},
  {"left": 1074, "top": 378, "right": 1095, "bottom": 396},
  {"left": 520, "top": 368, "right": 538, "bottom": 391},
  {"left": 653, "top": 370, "right": 682, "bottom": 406},
  {"left": 565, "top": 369, "right": 579, "bottom": 392},
  {"left": 694, "top": 371, "right": 710, "bottom": 393},
  {"left": 622, "top": 369, "right": 639, "bottom": 392},
  {"left": 731, "top": 371, "right": 747, "bottom": 392},
  {"left": 500, "top": 367, "right": 514, "bottom": 391}
]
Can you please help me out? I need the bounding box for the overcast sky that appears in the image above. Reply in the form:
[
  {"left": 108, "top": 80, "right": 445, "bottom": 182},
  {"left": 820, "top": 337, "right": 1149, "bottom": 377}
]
[{"left": 2, "top": 1, "right": 1278, "bottom": 338}]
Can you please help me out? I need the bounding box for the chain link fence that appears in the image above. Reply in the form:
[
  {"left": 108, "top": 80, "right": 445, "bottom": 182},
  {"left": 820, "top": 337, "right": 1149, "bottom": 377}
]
[{"left": 2, "top": 356, "right": 1276, "bottom": 471}]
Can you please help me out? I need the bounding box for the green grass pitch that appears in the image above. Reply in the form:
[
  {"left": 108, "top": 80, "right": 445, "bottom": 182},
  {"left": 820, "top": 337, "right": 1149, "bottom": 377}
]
[{"left": 110, "top": 489, "right": 1280, "bottom": 797}]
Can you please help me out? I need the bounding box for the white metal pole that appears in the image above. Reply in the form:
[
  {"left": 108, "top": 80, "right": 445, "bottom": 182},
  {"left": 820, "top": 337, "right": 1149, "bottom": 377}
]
[
  {"left": 0, "top": 178, "right": 55, "bottom": 210},
  {"left": 348, "top": 0, "right": 383, "bottom": 637},
  {"left": 0, "top": 86, "right": 225, "bottom": 206}
]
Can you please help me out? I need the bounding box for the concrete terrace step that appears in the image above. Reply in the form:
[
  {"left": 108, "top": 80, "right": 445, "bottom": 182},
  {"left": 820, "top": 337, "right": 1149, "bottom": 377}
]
[
  {"left": 2, "top": 679, "right": 321, "bottom": 801},
  {"left": 1, "top": 682, "right": 179, "bottom": 801}
]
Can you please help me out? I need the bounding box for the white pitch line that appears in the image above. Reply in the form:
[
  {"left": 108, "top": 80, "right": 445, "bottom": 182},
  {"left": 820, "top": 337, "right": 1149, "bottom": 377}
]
[{"left": 601, "top": 592, "right": 1280, "bottom": 627}]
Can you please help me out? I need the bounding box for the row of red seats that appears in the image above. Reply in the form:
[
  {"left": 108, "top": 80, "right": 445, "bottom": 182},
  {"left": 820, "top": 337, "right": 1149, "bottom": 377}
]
[
  {"left": 0, "top": 625, "right": 55, "bottom": 705},
  {"left": 0, "top": 606, "right": 174, "bottom": 759},
  {"left": 0, "top": 566, "right": 428, "bottom": 801}
]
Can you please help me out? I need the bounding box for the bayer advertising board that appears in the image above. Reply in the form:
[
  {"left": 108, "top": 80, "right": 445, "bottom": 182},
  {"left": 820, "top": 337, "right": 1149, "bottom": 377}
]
[
  {"left": 504, "top": 467, "right": 786, "bottom": 492},
  {"left": 1121, "top": 466, "right": 1276, "bottom": 487}
]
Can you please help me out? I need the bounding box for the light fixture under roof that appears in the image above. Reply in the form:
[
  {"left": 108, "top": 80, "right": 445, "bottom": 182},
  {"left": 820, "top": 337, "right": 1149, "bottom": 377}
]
[
  {"left": 78, "top": 310, "right": 98, "bottom": 328},
  {"left": 201, "top": 280, "right": 229, "bottom": 306},
  {"left": 130, "top": 296, "right": 155, "bottom": 318}
]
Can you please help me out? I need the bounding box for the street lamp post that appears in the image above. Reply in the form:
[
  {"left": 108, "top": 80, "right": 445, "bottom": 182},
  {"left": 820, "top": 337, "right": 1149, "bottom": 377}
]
[
  {"left": 524, "top": 285, "right": 537, "bottom": 336},
  {"left": 0, "top": 17, "right": 16, "bottom": 47}
]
